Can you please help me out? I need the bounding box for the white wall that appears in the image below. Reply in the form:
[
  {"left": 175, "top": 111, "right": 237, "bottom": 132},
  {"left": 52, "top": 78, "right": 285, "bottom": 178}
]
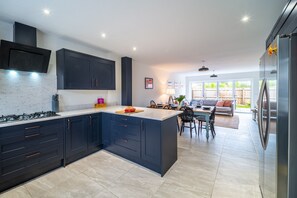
[
  {"left": 185, "top": 71, "right": 259, "bottom": 108},
  {"left": 0, "top": 20, "right": 121, "bottom": 115},
  {"left": 132, "top": 62, "right": 185, "bottom": 107}
]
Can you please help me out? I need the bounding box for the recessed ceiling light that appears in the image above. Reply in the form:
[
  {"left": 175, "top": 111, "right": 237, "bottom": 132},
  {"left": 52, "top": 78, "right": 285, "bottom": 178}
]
[
  {"left": 101, "top": 33, "right": 106, "bottom": 38},
  {"left": 43, "top": 8, "right": 51, "bottom": 15},
  {"left": 133, "top": 47, "right": 137, "bottom": 51},
  {"left": 241, "top": 16, "right": 250, "bottom": 23}
]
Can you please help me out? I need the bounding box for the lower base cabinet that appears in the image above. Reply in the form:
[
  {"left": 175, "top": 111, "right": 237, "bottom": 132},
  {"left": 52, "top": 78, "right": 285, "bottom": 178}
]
[
  {"left": 103, "top": 113, "right": 177, "bottom": 176},
  {"left": 0, "top": 111, "right": 177, "bottom": 192},
  {"left": 0, "top": 119, "right": 65, "bottom": 192},
  {"left": 65, "top": 114, "right": 102, "bottom": 165}
]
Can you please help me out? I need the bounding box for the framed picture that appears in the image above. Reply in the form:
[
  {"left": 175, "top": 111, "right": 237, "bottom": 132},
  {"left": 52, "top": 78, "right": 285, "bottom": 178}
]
[{"left": 145, "top": 77, "right": 153, "bottom": 89}]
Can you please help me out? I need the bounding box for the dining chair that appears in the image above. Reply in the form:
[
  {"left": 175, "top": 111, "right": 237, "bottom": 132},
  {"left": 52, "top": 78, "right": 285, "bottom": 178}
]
[
  {"left": 197, "top": 107, "right": 216, "bottom": 138},
  {"left": 149, "top": 100, "right": 157, "bottom": 108},
  {"left": 180, "top": 107, "right": 197, "bottom": 138},
  {"left": 163, "top": 104, "right": 172, "bottom": 110}
]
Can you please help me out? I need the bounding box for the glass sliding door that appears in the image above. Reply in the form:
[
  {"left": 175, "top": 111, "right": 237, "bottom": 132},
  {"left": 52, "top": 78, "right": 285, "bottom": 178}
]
[
  {"left": 218, "top": 81, "right": 233, "bottom": 101},
  {"left": 235, "top": 80, "right": 252, "bottom": 111},
  {"left": 204, "top": 82, "right": 217, "bottom": 100},
  {"left": 191, "top": 82, "right": 203, "bottom": 99}
]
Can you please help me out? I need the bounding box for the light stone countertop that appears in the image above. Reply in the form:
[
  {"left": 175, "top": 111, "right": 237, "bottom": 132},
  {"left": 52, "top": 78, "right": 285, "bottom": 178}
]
[{"left": 0, "top": 106, "right": 182, "bottom": 128}]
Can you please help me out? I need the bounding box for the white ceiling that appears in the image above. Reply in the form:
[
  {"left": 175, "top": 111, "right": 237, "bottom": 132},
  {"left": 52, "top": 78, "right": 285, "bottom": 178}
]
[{"left": 0, "top": 0, "right": 288, "bottom": 75}]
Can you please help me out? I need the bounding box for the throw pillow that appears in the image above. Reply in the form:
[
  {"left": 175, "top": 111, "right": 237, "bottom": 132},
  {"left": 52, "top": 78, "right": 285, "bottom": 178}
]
[
  {"left": 223, "top": 100, "right": 232, "bottom": 107},
  {"left": 216, "top": 101, "right": 224, "bottom": 107}
]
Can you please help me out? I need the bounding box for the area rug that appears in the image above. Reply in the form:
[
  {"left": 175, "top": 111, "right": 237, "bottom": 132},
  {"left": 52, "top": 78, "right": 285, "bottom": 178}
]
[{"left": 215, "top": 114, "right": 239, "bottom": 129}]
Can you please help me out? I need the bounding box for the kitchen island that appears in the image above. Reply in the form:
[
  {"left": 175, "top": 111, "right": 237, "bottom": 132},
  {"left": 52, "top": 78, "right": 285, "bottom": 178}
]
[{"left": 0, "top": 106, "right": 180, "bottom": 192}]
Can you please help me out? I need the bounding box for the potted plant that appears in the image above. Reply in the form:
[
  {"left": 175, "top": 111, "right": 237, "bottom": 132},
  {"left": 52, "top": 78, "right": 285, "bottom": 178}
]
[{"left": 175, "top": 95, "right": 186, "bottom": 107}]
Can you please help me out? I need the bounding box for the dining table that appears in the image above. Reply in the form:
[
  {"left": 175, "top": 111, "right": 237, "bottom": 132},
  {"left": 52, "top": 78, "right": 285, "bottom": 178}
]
[
  {"left": 147, "top": 104, "right": 214, "bottom": 140},
  {"left": 190, "top": 106, "right": 214, "bottom": 140}
]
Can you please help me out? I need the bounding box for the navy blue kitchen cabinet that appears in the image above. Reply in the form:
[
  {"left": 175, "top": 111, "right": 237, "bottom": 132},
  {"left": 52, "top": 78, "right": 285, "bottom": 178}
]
[
  {"left": 56, "top": 48, "right": 115, "bottom": 90},
  {"left": 87, "top": 113, "right": 102, "bottom": 154},
  {"left": 107, "top": 115, "right": 141, "bottom": 161},
  {"left": 121, "top": 57, "right": 132, "bottom": 105},
  {"left": 141, "top": 119, "right": 161, "bottom": 168},
  {"left": 102, "top": 114, "right": 177, "bottom": 176},
  {"left": 102, "top": 113, "right": 112, "bottom": 147},
  {"left": 0, "top": 119, "right": 64, "bottom": 192},
  {"left": 65, "top": 114, "right": 102, "bottom": 164},
  {"left": 65, "top": 115, "right": 88, "bottom": 164},
  {"left": 57, "top": 49, "right": 91, "bottom": 89},
  {"left": 91, "top": 58, "right": 115, "bottom": 90}
]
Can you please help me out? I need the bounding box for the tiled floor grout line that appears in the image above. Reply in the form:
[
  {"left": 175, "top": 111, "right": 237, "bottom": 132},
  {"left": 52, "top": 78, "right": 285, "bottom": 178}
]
[{"left": 210, "top": 129, "right": 227, "bottom": 198}]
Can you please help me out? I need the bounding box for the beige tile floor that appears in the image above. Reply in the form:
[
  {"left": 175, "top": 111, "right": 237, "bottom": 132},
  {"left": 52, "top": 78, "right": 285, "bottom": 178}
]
[{"left": 0, "top": 113, "right": 261, "bottom": 198}]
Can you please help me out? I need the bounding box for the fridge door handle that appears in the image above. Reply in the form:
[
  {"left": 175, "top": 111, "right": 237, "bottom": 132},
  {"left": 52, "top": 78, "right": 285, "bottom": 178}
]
[
  {"left": 263, "top": 82, "right": 271, "bottom": 149},
  {"left": 257, "top": 80, "right": 266, "bottom": 149}
]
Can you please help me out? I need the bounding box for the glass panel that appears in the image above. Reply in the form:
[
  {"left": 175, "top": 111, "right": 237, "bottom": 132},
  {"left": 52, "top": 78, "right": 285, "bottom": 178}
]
[
  {"left": 191, "top": 82, "right": 203, "bottom": 99},
  {"left": 235, "top": 81, "right": 251, "bottom": 110},
  {"left": 204, "top": 82, "right": 217, "bottom": 99},
  {"left": 218, "top": 81, "right": 233, "bottom": 100}
]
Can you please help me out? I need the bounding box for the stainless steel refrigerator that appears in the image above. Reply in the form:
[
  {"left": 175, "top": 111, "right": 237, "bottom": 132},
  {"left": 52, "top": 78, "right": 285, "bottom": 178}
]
[{"left": 257, "top": 34, "right": 297, "bottom": 198}]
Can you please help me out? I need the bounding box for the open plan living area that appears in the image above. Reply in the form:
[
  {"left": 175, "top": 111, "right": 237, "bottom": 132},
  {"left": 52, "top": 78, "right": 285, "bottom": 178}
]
[{"left": 0, "top": 0, "right": 297, "bottom": 198}]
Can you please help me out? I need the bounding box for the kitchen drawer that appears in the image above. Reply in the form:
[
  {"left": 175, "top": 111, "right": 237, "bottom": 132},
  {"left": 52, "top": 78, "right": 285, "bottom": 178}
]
[
  {"left": 112, "top": 136, "right": 140, "bottom": 158},
  {"left": 111, "top": 115, "right": 141, "bottom": 126},
  {"left": 0, "top": 143, "right": 63, "bottom": 181},
  {"left": 111, "top": 120, "right": 140, "bottom": 141},
  {"left": 0, "top": 119, "right": 64, "bottom": 160},
  {"left": 0, "top": 119, "right": 64, "bottom": 139}
]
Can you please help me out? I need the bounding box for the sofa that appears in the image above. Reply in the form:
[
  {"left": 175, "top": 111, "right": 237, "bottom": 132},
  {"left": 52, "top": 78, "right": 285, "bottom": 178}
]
[{"left": 190, "top": 99, "right": 235, "bottom": 116}]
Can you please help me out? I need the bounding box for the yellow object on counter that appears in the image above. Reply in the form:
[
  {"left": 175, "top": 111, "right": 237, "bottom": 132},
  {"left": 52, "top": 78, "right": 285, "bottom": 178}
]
[{"left": 94, "top": 103, "right": 107, "bottom": 108}]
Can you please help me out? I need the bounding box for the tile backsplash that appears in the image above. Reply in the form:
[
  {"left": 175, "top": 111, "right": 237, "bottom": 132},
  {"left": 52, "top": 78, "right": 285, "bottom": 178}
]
[{"left": 0, "top": 70, "right": 57, "bottom": 115}]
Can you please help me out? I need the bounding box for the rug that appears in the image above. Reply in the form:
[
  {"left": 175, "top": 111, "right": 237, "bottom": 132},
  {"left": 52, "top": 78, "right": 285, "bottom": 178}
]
[{"left": 215, "top": 114, "right": 239, "bottom": 129}]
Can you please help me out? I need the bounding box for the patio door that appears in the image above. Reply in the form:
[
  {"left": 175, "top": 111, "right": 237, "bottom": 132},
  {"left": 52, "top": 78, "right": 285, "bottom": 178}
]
[{"left": 235, "top": 80, "right": 252, "bottom": 112}]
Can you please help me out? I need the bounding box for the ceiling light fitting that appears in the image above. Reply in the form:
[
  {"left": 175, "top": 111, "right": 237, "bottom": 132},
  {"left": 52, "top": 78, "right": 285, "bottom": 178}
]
[
  {"left": 210, "top": 70, "right": 218, "bottom": 78},
  {"left": 198, "top": 60, "right": 209, "bottom": 71}
]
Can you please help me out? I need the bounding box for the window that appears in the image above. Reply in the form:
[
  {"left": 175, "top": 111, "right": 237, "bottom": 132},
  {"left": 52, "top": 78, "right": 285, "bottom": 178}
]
[
  {"left": 190, "top": 80, "right": 252, "bottom": 111},
  {"left": 204, "top": 82, "right": 217, "bottom": 99},
  {"left": 218, "top": 81, "right": 233, "bottom": 100},
  {"left": 191, "top": 82, "right": 203, "bottom": 99}
]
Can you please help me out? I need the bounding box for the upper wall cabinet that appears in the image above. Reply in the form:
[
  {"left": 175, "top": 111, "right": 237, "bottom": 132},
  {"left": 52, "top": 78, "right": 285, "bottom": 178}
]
[{"left": 56, "top": 49, "right": 115, "bottom": 90}]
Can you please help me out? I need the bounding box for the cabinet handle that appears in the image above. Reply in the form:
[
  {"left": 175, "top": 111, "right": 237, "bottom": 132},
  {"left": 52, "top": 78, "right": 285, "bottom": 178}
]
[
  {"left": 25, "top": 133, "right": 40, "bottom": 139},
  {"left": 121, "top": 118, "right": 127, "bottom": 121},
  {"left": 119, "top": 124, "right": 127, "bottom": 128},
  {"left": 96, "top": 79, "right": 98, "bottom": 86},
  {"left": 26, "top": 152, "right": 40, "bottom": 159},
  {"left": 67, "top": 119, "right": 71, "bottom": 130},
  {"left": 25, "top": 126, "right": 40, "bottom": 130},
  {"left": 89, "top": 116, "right": 92, "bottom": 125}
]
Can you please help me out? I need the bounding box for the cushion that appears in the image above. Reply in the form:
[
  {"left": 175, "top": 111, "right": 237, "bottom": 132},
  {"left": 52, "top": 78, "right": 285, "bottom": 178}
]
[
  {"left": 202, "top": 100, "right": 218, "bottom": 106},
  {"left": 216, "top": 101, "right": 224, "bottom": 107},
  {"left": 223, "top": 100, "right": 232, "bottom": 107}
]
